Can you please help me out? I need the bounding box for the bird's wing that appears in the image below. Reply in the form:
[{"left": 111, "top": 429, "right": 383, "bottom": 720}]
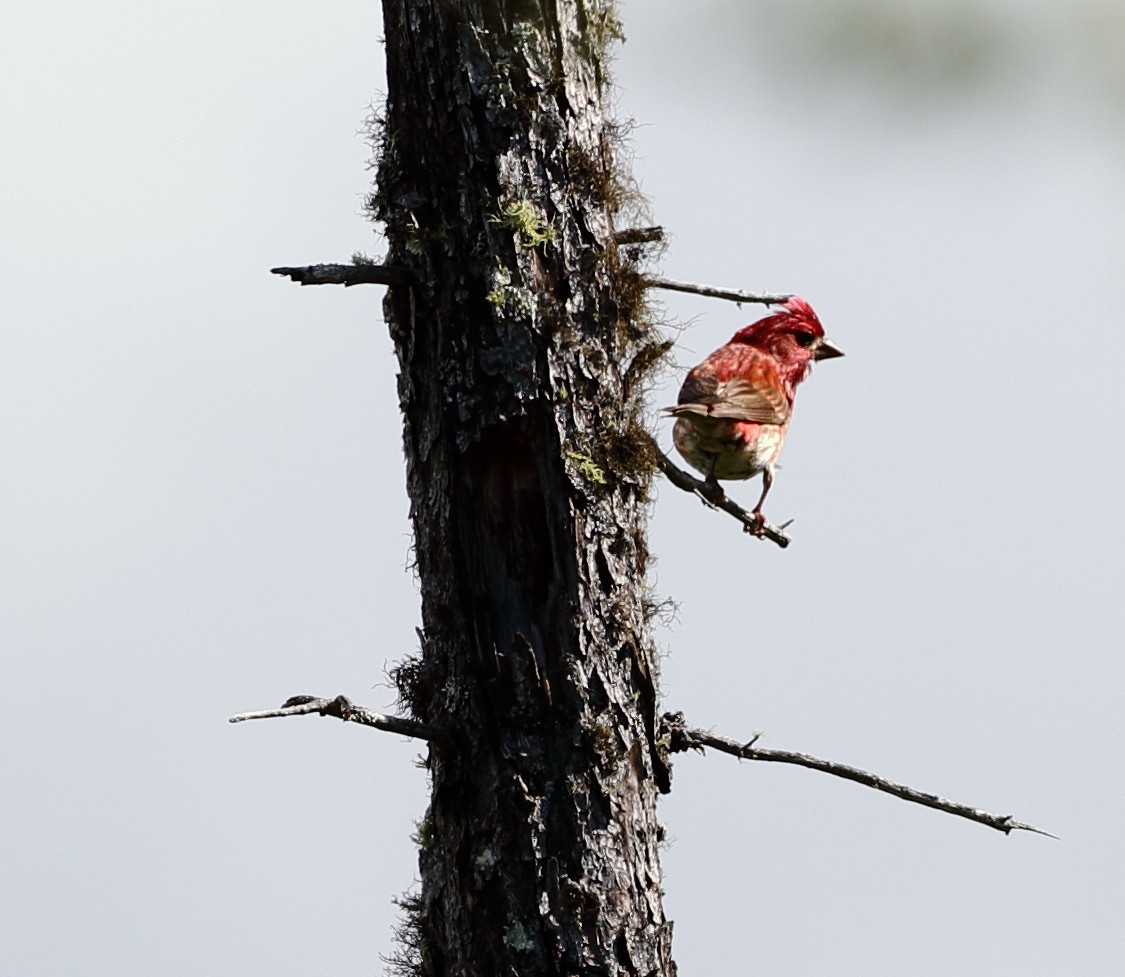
[{"left": 669, "top": 372, "right": 790, "bottom": 426}]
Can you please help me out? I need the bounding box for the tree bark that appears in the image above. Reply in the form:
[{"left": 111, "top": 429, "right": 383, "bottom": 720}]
[{"left": 373, "top": 2, "right": 674, "bottom": 976}]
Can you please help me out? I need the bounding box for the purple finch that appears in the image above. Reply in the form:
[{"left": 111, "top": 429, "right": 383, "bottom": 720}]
[{"left": 666, "top": 296, "right": 843, "bottom": 527}]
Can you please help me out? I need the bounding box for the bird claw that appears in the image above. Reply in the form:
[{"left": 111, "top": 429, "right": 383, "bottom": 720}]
[
  {"left": 699, "top": 478, "right": 727, "bottom": 508},
  {"left": 747, "top": 511, "right": 768, "bottom": 538}
]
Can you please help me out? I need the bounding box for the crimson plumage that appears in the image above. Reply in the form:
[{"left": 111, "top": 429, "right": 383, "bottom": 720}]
[{"left": 666, "top": 296, "right": 843, "bottom": 527}]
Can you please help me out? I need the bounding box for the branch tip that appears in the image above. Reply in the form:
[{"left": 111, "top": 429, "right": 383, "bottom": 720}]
[
  {"left": 229, "top": 694, "right": 445, "bottom": 741},
  {"left": 661, "top": 713, "right": 1054, "bottom": 838},
  {"left": 614, "top": 226, "right": 665, "bottom": 245},
  {"left": 643, "top": 275, "right": 791, "bottom": 306}
]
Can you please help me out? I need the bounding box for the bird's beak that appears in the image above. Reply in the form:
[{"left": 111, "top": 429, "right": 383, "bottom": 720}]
[{"left": 813, "top": 337, "right": 845, "bottom": 360}]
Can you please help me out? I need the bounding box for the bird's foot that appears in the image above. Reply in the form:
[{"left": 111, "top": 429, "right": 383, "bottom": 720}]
[
  {"left": 698, "top": 476, "right": 726, "bottom": 508},
  {"left": 747, "top": 509, "right": 768, "bottom": 538}
]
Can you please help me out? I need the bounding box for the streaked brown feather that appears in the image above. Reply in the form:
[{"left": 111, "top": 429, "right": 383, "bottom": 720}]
[{"left": 668, "top": 376, "right": 789, "bottom": 426}]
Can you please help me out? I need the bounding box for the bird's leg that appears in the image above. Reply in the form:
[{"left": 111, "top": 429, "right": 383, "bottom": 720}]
[
  {"left": 748, "top": 467, "right": 774, "bottom": 537},
  {"left": 702, "top": 458, "right": 727, "bottom": 507},
  {"left": 690, "top": 456, "right": 727, "bottom": 508}
]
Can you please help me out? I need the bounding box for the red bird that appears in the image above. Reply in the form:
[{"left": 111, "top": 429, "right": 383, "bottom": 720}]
[{"left": 666, "top": 296, "right": 843, "bottom": 527}]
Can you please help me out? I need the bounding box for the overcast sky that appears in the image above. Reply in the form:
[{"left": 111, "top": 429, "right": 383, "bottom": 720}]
[{"left": 4, "top": 1, "right": 1124, "bottom": 974}]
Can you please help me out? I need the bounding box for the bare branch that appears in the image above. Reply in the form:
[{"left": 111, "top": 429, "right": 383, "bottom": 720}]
[
  {"left": 614, "top": 226, "right": 665, "bottom": 245},
  {"left": 654, "top": 449, "right": 792, "bottom": 548},
  {"left": 229, "top": 694, "right": 446, "bottom": 741},
  {"left": 643, "top": 275, "right": 791, "bottom": 306},
  {"left": 662, "top": 713, "right": 1056, "bottom": 838},
  {"left": 270, "top": 263, "right": 412, "bottom": 287}
]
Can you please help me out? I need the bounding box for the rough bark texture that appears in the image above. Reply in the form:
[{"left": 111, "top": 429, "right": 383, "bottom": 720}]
[{"left": 373, "top": 2, "right": 674, "bottom": 976}]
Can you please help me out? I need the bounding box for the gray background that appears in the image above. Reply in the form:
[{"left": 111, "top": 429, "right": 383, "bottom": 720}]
[{"left": 4, "top": 0, "right": 1123, "bottom": 973}]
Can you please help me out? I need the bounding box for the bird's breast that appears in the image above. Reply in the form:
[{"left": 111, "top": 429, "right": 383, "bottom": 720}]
[{"left": 672, "top": 417, "right": 787, "bottom": 480}]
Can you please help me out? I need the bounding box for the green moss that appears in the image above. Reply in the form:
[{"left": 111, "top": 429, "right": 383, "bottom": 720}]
[
  {"left": 565, "top": 451, "right": 606, "bottom": 485},
  {"left": 490, "top": 199, "right": 555, "bottom": 248},
  {"left": 411, "top": 818, "right": 435, "bottom": 850}
]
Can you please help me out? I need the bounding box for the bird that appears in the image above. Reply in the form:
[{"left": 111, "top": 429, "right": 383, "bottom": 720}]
[{"left": 665, "top": 296, "right": 843, "bottom": 530}]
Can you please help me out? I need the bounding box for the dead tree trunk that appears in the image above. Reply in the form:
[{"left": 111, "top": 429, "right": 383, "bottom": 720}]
[{"left": 371, "top": 2, "right": 675, "bottom": 976}]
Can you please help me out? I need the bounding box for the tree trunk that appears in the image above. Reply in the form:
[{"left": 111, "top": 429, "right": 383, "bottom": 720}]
[{"left": 372, "top": 2, "right": 675, "bottom": 976}]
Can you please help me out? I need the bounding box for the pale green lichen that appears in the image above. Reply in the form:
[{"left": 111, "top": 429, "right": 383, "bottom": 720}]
[
  {"left": 566, "top": 451, "right": 606, "bottom": 485},
  {"left": 487, "top": 264, "right": 512, "bottom": 307},
  {"left": 503, "top": 920, "right": 535, "bottom": 952},
  {"left": 474, "top": 846, "right": 499, "bottom": 873},
  {"left": 490, "top": 200, "right": 555, "bottom": 248}
]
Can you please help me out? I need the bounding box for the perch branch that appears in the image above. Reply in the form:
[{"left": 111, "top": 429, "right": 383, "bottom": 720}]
[
  {"left": 655, "top": 448, "right": 792, "bottom": 548},
  {"left": 270, "top": 263, "right": 412, "bottom": 287},
  {"left": 643, "top": 275, "right": 791, "bottom": 306},
  {"left": 614, "top": 226, "right": 665, "bottom": 245},
  {"left": 229, "top": 694, "right": 446, "bottom": 741},
  {"left": 662, "top": 713, "right": 1056, "bottom": 838}
]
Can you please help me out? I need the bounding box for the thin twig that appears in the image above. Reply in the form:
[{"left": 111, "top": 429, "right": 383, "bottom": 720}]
[
  {"left": 662, "top": 713, "right": 1056, "bottom": 838},
  {"left": 229, "top": 694, "right": 446, "bottom": 741},
  {"left": 643, "top": 275, "right": 791, "bottom": 306},
  {"left": 614, "top": 226, "right": 665, "bottom": 245},
  {"left": 270, "top": 263, "right": 413, "bottom": 287},
  {"left": 655, "top": 449, "right": 792, "bottom": 548}
]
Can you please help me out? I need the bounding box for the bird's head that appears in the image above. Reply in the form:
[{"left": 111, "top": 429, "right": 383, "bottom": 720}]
[{"left": 730, "top": 296, "right": 843, "bottom": 380}]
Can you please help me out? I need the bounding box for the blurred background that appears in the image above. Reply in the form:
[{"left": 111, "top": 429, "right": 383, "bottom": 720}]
[{"left": 3, "top": 0, "right": 1123, "bottom": 973}]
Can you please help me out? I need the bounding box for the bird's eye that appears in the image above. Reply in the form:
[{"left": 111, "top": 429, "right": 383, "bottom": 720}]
[{"left": 793, "top": 330, "right": 815, "bottom": 348}]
